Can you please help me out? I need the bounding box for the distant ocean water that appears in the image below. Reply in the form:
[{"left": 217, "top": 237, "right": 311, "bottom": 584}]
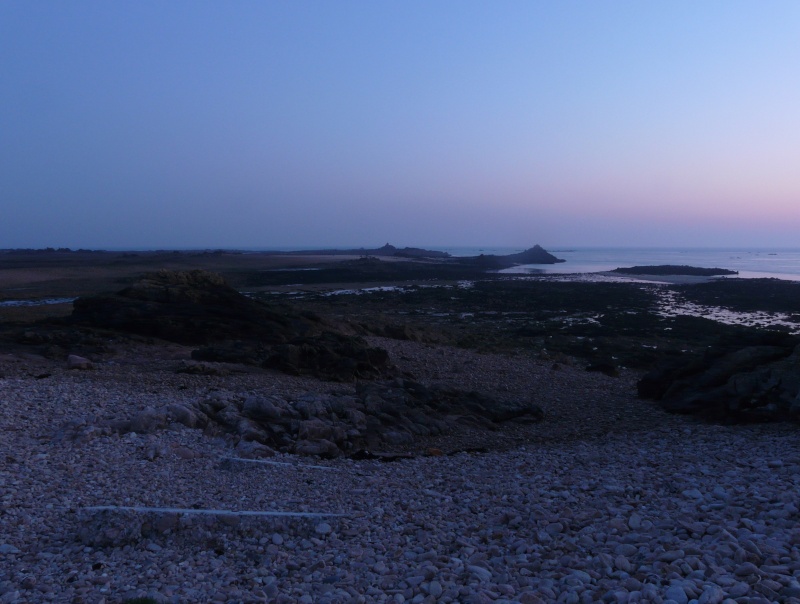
[
  {"left": 436, "top": 247, "right": 800, "bottom": 281},
  {"left": 109, "top": 245, "right": 800, "bottom": 281}
]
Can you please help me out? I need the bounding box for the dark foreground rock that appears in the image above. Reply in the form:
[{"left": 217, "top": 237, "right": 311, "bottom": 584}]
[
  {"left": 638, "top": 331, "right": 800, "bottom": 421},
  {"left": 101, "top": 379, "right": 544, "bottom": 458},
  {"left": 70, "top": 270, "right": 390, "bottom": 380}
]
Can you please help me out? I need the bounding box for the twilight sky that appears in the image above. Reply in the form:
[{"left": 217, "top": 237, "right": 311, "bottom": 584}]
[{"left": 2, "top": 1, "right": 799, "bottom": 249}]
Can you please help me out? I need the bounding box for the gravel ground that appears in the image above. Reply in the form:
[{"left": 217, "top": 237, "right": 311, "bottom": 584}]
[{"left": 1, "top": 339, "right": 799, "bottom": 604}]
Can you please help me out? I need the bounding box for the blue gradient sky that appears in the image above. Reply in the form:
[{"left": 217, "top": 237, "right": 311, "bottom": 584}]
[{"left": 2, "top": 1, "right": 799, "bottom": 249}]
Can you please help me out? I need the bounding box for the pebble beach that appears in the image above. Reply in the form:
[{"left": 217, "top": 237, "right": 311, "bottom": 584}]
[{"left": 1, "top": 339, "right": 799, "bottom": 604}]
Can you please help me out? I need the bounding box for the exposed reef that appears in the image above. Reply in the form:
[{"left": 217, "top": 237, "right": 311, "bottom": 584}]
[
  {"left": 612, "top": 265, "right": 737, "bottom": 276},
  {"left": 673, "top": 278, "right": 800, "bottom": 314}
]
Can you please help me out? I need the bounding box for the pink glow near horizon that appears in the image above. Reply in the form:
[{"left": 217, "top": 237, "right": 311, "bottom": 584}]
[{"left": 1, "top": 1, "right": 799, "bottom": 249}]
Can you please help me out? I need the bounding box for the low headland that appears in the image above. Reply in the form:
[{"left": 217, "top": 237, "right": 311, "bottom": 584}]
[{"left": 1, "top": 246, "right": 800, "bottom": 603}]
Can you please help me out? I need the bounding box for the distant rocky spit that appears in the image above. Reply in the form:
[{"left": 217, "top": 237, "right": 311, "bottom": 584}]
[
  {"left": 260, "top": 243, "right": 565, "bottom": 267},
  {"left": 611, "top": 265, "right": 738, "bottom": 277},
  {"left": 1, "top": 249, "right": 800, "bottom": 603}
]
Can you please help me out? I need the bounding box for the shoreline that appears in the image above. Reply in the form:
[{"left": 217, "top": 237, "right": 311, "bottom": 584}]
[
  {"left": 2, "top": 340, "right": 799, "bottom": 602},
  {"left": 1, "top": 255, "right": 799, "bottom": 601}
]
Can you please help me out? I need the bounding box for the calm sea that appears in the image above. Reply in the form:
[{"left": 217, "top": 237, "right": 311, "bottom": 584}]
[
  {"left": 110, "top": 245, "right": 800, "bottom": 281},
  {"left": 436, "top": 247, "right": 800, "bottom": 281}
]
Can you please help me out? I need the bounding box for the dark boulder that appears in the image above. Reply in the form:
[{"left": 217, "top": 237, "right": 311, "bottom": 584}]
[{"left": 638, "top": 331, "right": 800, "bottom": 421}]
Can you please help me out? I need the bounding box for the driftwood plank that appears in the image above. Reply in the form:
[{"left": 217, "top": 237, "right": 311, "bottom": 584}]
[{"left": 220, "top": 456, "right": 339, "bottom": 471}]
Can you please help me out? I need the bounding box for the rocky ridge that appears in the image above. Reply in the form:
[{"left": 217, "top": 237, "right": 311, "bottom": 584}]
[
  {"left": 55, "top": 373, "right": 544, "bottom": 460},
  {"left": 639, "top": 331, "right": 800, "bottom": 421},
  {"left": 68, "top": 270, "right": 390, "bottom": 381}
]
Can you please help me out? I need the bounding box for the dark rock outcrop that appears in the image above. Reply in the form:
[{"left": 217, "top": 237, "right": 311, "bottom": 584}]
[
  {"left": 71, "top": 270, "right": 308, "bottom": 345},
  {"left": 501, "top": 245, "right": 566, "bottom": 265},
  {"left": 638, "top": 332, "right": 800, "bottom": 421},
  {"left": 110, "top": 379, "right": 544, "bottom": 457},
  {"left": 266, "top": 332, "right": 390, "bottom": 379},
  {"left": 70, "top": 270, "right": 390, "bottom": 381},
  {"left": 190, "top": 332, "right": 389, "bottom": 382}
]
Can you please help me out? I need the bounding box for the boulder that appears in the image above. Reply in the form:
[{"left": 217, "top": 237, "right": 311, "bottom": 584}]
[
  {"left": 166, "top": 404, "right": 204, "bottom": 429},
  {"left": 298, "top": 419, "right": 340, "bottom": 442},
  {"left": 129, "top": 407, "right": 169, "bottom": 434},
  {"left": 234, "top": 440, "right": 276, "bottom": 459},
  {"left": 638, "top": 332, "right": 800, "bottom": 421},
  {"left": 293, "top": 439, "right": 341, "bottom": 458},
  {"left": 241, "top": 395, "right": 284, "bottom": 421},
  {"left": 67, "top": 354, "right": 93, "bottom": 370}
]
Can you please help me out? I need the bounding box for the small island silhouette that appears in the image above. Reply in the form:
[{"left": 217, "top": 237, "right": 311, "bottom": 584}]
[{"left": 611, "top": 265, "right": 738, "bottom": 277}]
